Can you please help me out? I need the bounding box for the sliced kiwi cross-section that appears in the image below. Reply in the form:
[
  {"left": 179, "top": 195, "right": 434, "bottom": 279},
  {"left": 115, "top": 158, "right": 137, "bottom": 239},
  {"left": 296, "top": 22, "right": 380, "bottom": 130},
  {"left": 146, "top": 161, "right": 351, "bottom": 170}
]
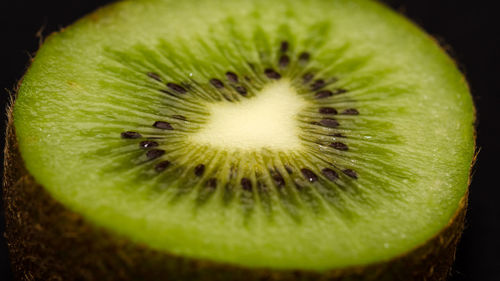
[{"left": 4, "top": 0, "right": 475, "bottom": 280}]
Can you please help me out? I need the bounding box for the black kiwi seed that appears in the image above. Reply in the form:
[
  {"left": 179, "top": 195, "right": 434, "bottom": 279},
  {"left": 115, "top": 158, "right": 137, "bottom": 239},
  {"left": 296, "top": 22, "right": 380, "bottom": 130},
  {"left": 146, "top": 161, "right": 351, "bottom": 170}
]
[
  {"left": 300, "top": 168, "right": 318, "bottom": 183},
  {"left": 206, "top": 178, "right": 217, "bottom": 189},
  {"left": 271, "top": 170, "right": 285, "bottom": 187},
  {"left": 321, "top": 168, "right": 339, "bottom": 182},
  {"left": 319, "top": 107, "right": 338, "bottom": 115},
  {"left": 225, "top": 71, "right": 239, "bottom": 83},
  {"left": 310, "top": 79, "right": 326, "bottom": 91},
  {"left": 264, "top": 68, "right": 282, "bottom": 80},
  {"left": 279, "top": 55, "right": 290, "bottom": 68},
  {"left": 343, "top": 169, "right": 358, "bottom": 179},
  {"left": 331, "top": 133, "right": 345, "bottom": 138},
  {"left": 319, "top": 118, "right": 339, "bottom": 128},
  {"left": 172, "top": 115, "right": 187, "bottom": 121},
  {"left": 147, "top": 72, "right": 162, "bottom": 82},
  {"left": 146, "top": 149, "right": 165, "bottom": 160},
  {"left": 139, "top": 140, "right": 159, "bottom": 148},
  {"left": 121, "top": 131, "right": 142, "bottom": 139},
  {"left": 241, "top": 178, "right": 253, "bottom": 191},
  {"left": 153, "top": 121, "right": 174, "bottom": 130},
  {"left": 315, "top": 90, "right": 333, "bottom": 99},
  {"left": 342, "top": 108, "right": 359, "bottom": 115},
  {"left": 194, "top": 164, "right": 205, "bottom": 177},
  {"left": 234, "top": 85, "right": 248, "bottom": 96},
  {"left": 280, "top": 41, "right": 289, "bottom": 52},
  {"left": 210, "top": 78, "right": 224, "bottom": 89},
  {"left": 167, "top": 82, "right": 187, "bottom": 94},
  {"left": 302, "top": 73, "right": 314, "bottom": 83},
  {"left": 330, "top": 142, "right": 349, "bottom": 151},
  {"left": 285, "top": 165, "right": 293, "bottom": 174},
  {"left": 298, "top": 52, "right": 310, "bottom": 64},
  {"left": 155, "top": 160, "right": 171, "bottom": 172}
]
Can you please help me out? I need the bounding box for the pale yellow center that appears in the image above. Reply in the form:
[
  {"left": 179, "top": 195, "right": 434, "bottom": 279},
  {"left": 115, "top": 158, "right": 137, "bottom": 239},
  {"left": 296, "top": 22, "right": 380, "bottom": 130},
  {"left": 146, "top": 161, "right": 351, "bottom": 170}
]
[{"left": 190, "top": 80, "right": 308, "bottom": 151}]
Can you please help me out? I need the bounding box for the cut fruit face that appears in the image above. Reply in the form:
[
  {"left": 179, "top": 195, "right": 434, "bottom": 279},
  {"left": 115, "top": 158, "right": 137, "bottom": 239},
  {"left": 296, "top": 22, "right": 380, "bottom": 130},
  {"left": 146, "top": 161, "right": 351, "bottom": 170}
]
[{"left": 13, "top": 0, "right": 475, "bottom": 271}]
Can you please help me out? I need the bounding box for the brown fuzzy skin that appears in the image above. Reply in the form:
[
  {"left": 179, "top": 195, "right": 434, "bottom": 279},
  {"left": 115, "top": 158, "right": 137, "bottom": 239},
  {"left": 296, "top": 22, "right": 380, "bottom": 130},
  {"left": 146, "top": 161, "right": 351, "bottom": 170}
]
[{"left": 3, "top": 104, "right": 467, "bottom": 281}]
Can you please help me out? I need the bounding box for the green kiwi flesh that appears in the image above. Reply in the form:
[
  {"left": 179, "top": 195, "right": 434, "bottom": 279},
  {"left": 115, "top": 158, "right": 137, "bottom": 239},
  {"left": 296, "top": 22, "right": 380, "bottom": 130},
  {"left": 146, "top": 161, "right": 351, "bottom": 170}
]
[{"left": 6, "top": 0, "right": 474, "bottom": 279}]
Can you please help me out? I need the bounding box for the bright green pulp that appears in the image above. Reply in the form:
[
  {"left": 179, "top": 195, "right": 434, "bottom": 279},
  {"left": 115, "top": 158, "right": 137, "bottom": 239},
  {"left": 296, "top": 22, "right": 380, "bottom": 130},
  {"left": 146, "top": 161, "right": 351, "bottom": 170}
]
[{"left": 14, "top": 0, "right": 474, "bottom": 271}]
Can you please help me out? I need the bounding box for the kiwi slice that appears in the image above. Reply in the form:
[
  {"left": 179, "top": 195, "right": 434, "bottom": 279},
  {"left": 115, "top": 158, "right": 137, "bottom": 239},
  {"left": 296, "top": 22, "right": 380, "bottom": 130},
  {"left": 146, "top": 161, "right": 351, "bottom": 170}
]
[{"left": 4, "top": 0, "right": 475, "bottom": 280}]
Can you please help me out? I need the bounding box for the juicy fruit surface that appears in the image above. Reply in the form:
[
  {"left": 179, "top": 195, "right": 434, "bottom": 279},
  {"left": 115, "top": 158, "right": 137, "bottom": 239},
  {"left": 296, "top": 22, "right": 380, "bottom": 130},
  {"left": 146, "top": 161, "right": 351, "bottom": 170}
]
[{"left": 14, "top": 0, "right": 474, "bottom": 270}]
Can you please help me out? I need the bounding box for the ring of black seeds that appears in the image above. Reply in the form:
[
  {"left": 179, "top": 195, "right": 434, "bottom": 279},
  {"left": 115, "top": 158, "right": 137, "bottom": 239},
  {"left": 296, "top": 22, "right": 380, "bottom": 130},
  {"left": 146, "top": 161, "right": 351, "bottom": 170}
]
[{"left": 120, "top": 40, "right": 362, "bottom": 216}]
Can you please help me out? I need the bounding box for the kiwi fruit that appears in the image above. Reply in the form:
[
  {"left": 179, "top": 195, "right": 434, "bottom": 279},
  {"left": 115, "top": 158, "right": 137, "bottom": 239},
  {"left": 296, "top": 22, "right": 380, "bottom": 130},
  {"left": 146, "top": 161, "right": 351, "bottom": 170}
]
[{"left": 3, "top": 0, "right": 475, "bottom": 280}]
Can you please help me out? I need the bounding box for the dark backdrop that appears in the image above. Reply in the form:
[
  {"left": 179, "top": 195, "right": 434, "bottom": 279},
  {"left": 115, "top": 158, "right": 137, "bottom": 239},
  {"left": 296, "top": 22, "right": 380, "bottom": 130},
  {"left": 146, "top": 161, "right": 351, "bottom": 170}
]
[{"left": 1, "top": 1, "right": 499, "bottom": 280}]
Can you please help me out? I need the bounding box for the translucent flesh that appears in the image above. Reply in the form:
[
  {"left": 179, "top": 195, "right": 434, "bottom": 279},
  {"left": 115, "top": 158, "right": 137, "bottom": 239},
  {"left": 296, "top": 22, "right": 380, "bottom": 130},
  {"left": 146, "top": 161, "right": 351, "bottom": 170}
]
[{"left": 14, "top": 0, "right": 474, "bottom": 271}]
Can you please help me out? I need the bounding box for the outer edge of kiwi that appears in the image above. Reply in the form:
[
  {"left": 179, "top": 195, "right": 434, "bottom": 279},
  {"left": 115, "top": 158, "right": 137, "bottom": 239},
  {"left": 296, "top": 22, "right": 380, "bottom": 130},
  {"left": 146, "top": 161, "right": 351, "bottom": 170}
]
[{"left": 3, "top": 97, "right": 472, "bottom": 281}]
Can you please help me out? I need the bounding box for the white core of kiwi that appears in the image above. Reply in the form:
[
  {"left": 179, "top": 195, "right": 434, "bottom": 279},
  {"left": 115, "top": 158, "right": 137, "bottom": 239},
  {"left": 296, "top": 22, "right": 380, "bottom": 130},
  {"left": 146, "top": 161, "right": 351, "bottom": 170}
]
[{"left": 189, "top": 80, "right": 308, "bottom": 151}]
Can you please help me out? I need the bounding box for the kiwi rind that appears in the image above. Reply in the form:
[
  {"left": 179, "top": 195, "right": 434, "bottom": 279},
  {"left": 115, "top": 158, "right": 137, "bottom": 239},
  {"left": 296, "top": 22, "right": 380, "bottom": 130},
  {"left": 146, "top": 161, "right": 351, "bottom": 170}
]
[{"left": 4, "top": 105, "right": 468, "bottom": 281}]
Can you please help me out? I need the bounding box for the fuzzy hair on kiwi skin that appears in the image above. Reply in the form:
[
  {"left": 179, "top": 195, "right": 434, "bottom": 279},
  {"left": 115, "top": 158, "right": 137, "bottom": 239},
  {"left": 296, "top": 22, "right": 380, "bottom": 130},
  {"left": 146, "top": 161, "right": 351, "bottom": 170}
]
[{"left": 3, "top": 102, "right": 470, "bottom": 281}]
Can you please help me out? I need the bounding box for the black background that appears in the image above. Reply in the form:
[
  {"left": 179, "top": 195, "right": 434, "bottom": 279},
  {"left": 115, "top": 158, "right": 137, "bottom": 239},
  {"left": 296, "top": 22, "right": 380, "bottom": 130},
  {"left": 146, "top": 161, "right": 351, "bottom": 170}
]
[{"left": 1, "top": 1, "right": 499, "bottom": 280}]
